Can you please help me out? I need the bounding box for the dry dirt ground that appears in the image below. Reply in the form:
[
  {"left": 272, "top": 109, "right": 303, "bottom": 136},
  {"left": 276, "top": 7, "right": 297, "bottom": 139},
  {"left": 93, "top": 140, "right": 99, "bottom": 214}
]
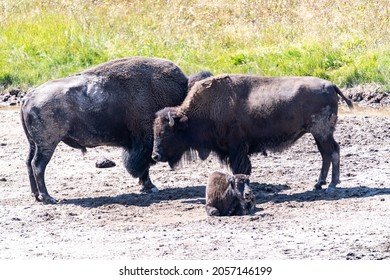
[{"left": 0, "top": 104, "right": 390, "bottom": 260}]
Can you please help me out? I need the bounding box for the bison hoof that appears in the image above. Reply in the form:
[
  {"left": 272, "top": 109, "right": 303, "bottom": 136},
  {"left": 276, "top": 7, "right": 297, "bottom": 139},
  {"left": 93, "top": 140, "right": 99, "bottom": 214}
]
[
  {"left": 140, "top": 186, "right": 159, "bottom": 193},
  {"left": 207, "top": 209, "right": 220, "bottom": 216},
  {"left": 326, "top": 183, "right": 339, "bottom": 193},
  {"left": 35, "top": 193, "right": 57, "bottom": 204},
  {"left": 325, "top": 187, "right": 336, "bottom": 193},
  {"left": 326, "top": 180, "right": 340, "bottom": 193},
  {"left": 314, "top": 180, "right": 326, "bottom": 190}
]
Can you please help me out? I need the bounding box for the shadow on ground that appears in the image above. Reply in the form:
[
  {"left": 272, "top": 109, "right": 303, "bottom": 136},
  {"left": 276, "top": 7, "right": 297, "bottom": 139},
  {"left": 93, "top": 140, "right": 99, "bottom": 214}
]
[
  {"left": 252, "top": 183, "right": 390, "bottom": 204},
  {"left": 60, "top": 182, "right": 390, "bottom": 209}
]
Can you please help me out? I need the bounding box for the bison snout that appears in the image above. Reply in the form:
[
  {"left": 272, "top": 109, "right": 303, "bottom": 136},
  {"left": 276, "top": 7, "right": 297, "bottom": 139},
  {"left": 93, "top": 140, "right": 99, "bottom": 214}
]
[{"left": 152, "top": 151, "right": 162, "bottom": 162}]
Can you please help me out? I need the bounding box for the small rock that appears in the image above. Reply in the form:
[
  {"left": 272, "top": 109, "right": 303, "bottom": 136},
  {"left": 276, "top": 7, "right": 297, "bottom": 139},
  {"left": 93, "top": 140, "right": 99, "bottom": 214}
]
[
  {"left": 95, "top": 158, "right": 116, "bottom": 168},
  {"left": 9, "top": 89, "right": 21, "bottom": 97},
  {"left": 2, "top": 94, "right": 10, "bottom": 102}
]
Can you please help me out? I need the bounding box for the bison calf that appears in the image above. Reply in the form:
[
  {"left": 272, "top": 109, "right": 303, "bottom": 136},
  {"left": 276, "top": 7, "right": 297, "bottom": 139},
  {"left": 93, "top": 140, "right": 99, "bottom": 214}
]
[{"left": 206, "top": 171, "right": 256, "bottom": 216}]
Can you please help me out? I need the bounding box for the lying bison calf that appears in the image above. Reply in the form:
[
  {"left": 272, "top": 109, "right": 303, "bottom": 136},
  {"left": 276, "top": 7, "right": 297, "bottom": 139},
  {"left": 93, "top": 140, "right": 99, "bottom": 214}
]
[
  {"left": 21, "top": 57, "right": 209, "bottom": 204},
  {"left": 153, "top": 74, "right": 353, "bottom": 191},
  {"left": 206, "top": 171, "right": 256, "bottom": 216}
]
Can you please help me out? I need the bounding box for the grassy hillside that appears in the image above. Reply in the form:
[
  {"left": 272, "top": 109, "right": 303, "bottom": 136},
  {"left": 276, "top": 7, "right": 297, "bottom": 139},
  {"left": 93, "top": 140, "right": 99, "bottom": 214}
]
[{"left": 1, "top": 0, "right": 389, "bottom": 90}]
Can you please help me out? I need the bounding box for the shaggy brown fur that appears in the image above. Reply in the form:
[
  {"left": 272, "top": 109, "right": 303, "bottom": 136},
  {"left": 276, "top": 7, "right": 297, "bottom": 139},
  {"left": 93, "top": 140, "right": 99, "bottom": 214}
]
[
  {"left": 206, "top": 171, "right": 256, "bottom": 216},
  {"left": 153, "top": 74, "right": 353, "bottom": 192}
]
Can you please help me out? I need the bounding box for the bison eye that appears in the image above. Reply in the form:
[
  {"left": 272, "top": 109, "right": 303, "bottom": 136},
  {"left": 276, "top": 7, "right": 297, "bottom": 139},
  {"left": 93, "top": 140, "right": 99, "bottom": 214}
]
[{"left": 159, "top": 130, "right": 166, "bottom": 137}]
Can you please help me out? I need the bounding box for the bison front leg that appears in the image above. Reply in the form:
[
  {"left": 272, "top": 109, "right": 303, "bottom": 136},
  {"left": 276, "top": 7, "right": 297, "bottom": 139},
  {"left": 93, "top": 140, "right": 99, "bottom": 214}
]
[
  {"left": 123, "top": 145, "right": 158, "bottom": 193},
  {"left": 230, "top": 203, "right": 249, "bottom": 216},
  {"left": 227, "top": 199, "right": 245, "bottom": 216},
  {"left": 205, "top": 205, "right": 220, "bottom": 216},
  {"left": 138, "top": 169, "right": 158, "bottom": 193}
]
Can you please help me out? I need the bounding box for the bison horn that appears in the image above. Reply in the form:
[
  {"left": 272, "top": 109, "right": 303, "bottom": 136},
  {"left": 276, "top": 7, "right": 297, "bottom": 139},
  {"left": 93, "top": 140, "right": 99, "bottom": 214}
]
[{"left": 168, "top": 111, "right": 175, "bottom": 127}]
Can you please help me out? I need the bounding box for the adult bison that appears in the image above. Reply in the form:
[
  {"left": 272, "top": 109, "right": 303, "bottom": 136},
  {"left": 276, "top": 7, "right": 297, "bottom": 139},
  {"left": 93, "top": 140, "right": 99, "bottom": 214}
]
[
  {"left": 21, "top": 57, "right": 206, "bottom": 204},
  {"left": 152, "top": 74, "right": 353, "bottom": 191}
]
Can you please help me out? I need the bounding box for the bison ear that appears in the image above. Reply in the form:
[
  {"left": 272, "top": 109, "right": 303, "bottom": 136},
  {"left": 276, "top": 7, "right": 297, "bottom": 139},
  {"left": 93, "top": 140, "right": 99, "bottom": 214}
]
[
  {"left": 179, "top": 115, "right": 188, "bottom": 123},
  {"left": 227, "top": 175, "right": 235, "bottom": 186},
  {"left": 177, "top": 115, "right": 188, "bottom": 129}
]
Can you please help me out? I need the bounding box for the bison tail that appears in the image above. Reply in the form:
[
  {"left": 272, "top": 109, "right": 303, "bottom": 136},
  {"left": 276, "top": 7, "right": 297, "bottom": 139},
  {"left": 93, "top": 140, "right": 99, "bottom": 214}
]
[
  {"left": 20, "top": 104, "right": 33, "bottom": 144},
  {"left": 334, "top": 85, "right": 353, "bottom": 109}
]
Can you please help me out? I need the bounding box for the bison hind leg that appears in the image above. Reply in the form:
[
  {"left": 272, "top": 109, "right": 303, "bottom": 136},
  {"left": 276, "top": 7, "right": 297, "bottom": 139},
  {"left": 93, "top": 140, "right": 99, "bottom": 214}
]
[
  {"left": 312, "top": 133, "right": 340, "bottom": 191},
  {"left": 310, "top": 109, "right": 340, "bottom": 191},
  {"left": 30, "top": 145, "right": 58, "bottom": 204},
  {"left": 22, "top": 112, "right": 57, "bottom": 203},
  {"left": 25, "top": 140, "right": 38, "bottom": 198},
  {"left": 313, "top": 136, "right": 341, "bottom": 191}
]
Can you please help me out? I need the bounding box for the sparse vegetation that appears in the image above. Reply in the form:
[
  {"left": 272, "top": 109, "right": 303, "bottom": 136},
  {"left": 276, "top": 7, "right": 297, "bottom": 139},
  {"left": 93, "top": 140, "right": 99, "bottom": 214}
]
[{"left": 0, "top": 0, "right": 389, "bottom": 90}]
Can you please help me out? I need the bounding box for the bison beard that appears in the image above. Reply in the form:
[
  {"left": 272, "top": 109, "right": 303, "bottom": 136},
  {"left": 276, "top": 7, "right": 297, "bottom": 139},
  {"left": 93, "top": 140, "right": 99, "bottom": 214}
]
[{"left": 152, "top": 74, "right": 353, "bottom": 192}]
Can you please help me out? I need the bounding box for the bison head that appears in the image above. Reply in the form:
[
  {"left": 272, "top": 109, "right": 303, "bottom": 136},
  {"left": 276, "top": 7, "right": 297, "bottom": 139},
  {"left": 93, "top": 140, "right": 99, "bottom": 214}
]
[
  {"left": 230, "top": 174, "right": 252, "bottom": 201},
  {"left": 152, "top": 107, "right": 189, "bottom": 168},
  {"left": 230, "top": 174, "right": 255, "bottom": 214}
]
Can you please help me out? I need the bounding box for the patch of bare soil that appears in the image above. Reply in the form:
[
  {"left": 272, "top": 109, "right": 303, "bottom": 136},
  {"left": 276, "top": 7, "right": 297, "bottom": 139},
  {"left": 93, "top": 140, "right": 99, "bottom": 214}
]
[{"left": 0, "top": 104, "right": 390, "bottom": 260}]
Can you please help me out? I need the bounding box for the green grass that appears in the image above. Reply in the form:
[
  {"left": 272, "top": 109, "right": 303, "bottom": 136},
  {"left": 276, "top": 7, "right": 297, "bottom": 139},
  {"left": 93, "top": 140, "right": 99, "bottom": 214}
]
[{"left": 1, "top": 0, "right": 390, "bottom": 90}]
